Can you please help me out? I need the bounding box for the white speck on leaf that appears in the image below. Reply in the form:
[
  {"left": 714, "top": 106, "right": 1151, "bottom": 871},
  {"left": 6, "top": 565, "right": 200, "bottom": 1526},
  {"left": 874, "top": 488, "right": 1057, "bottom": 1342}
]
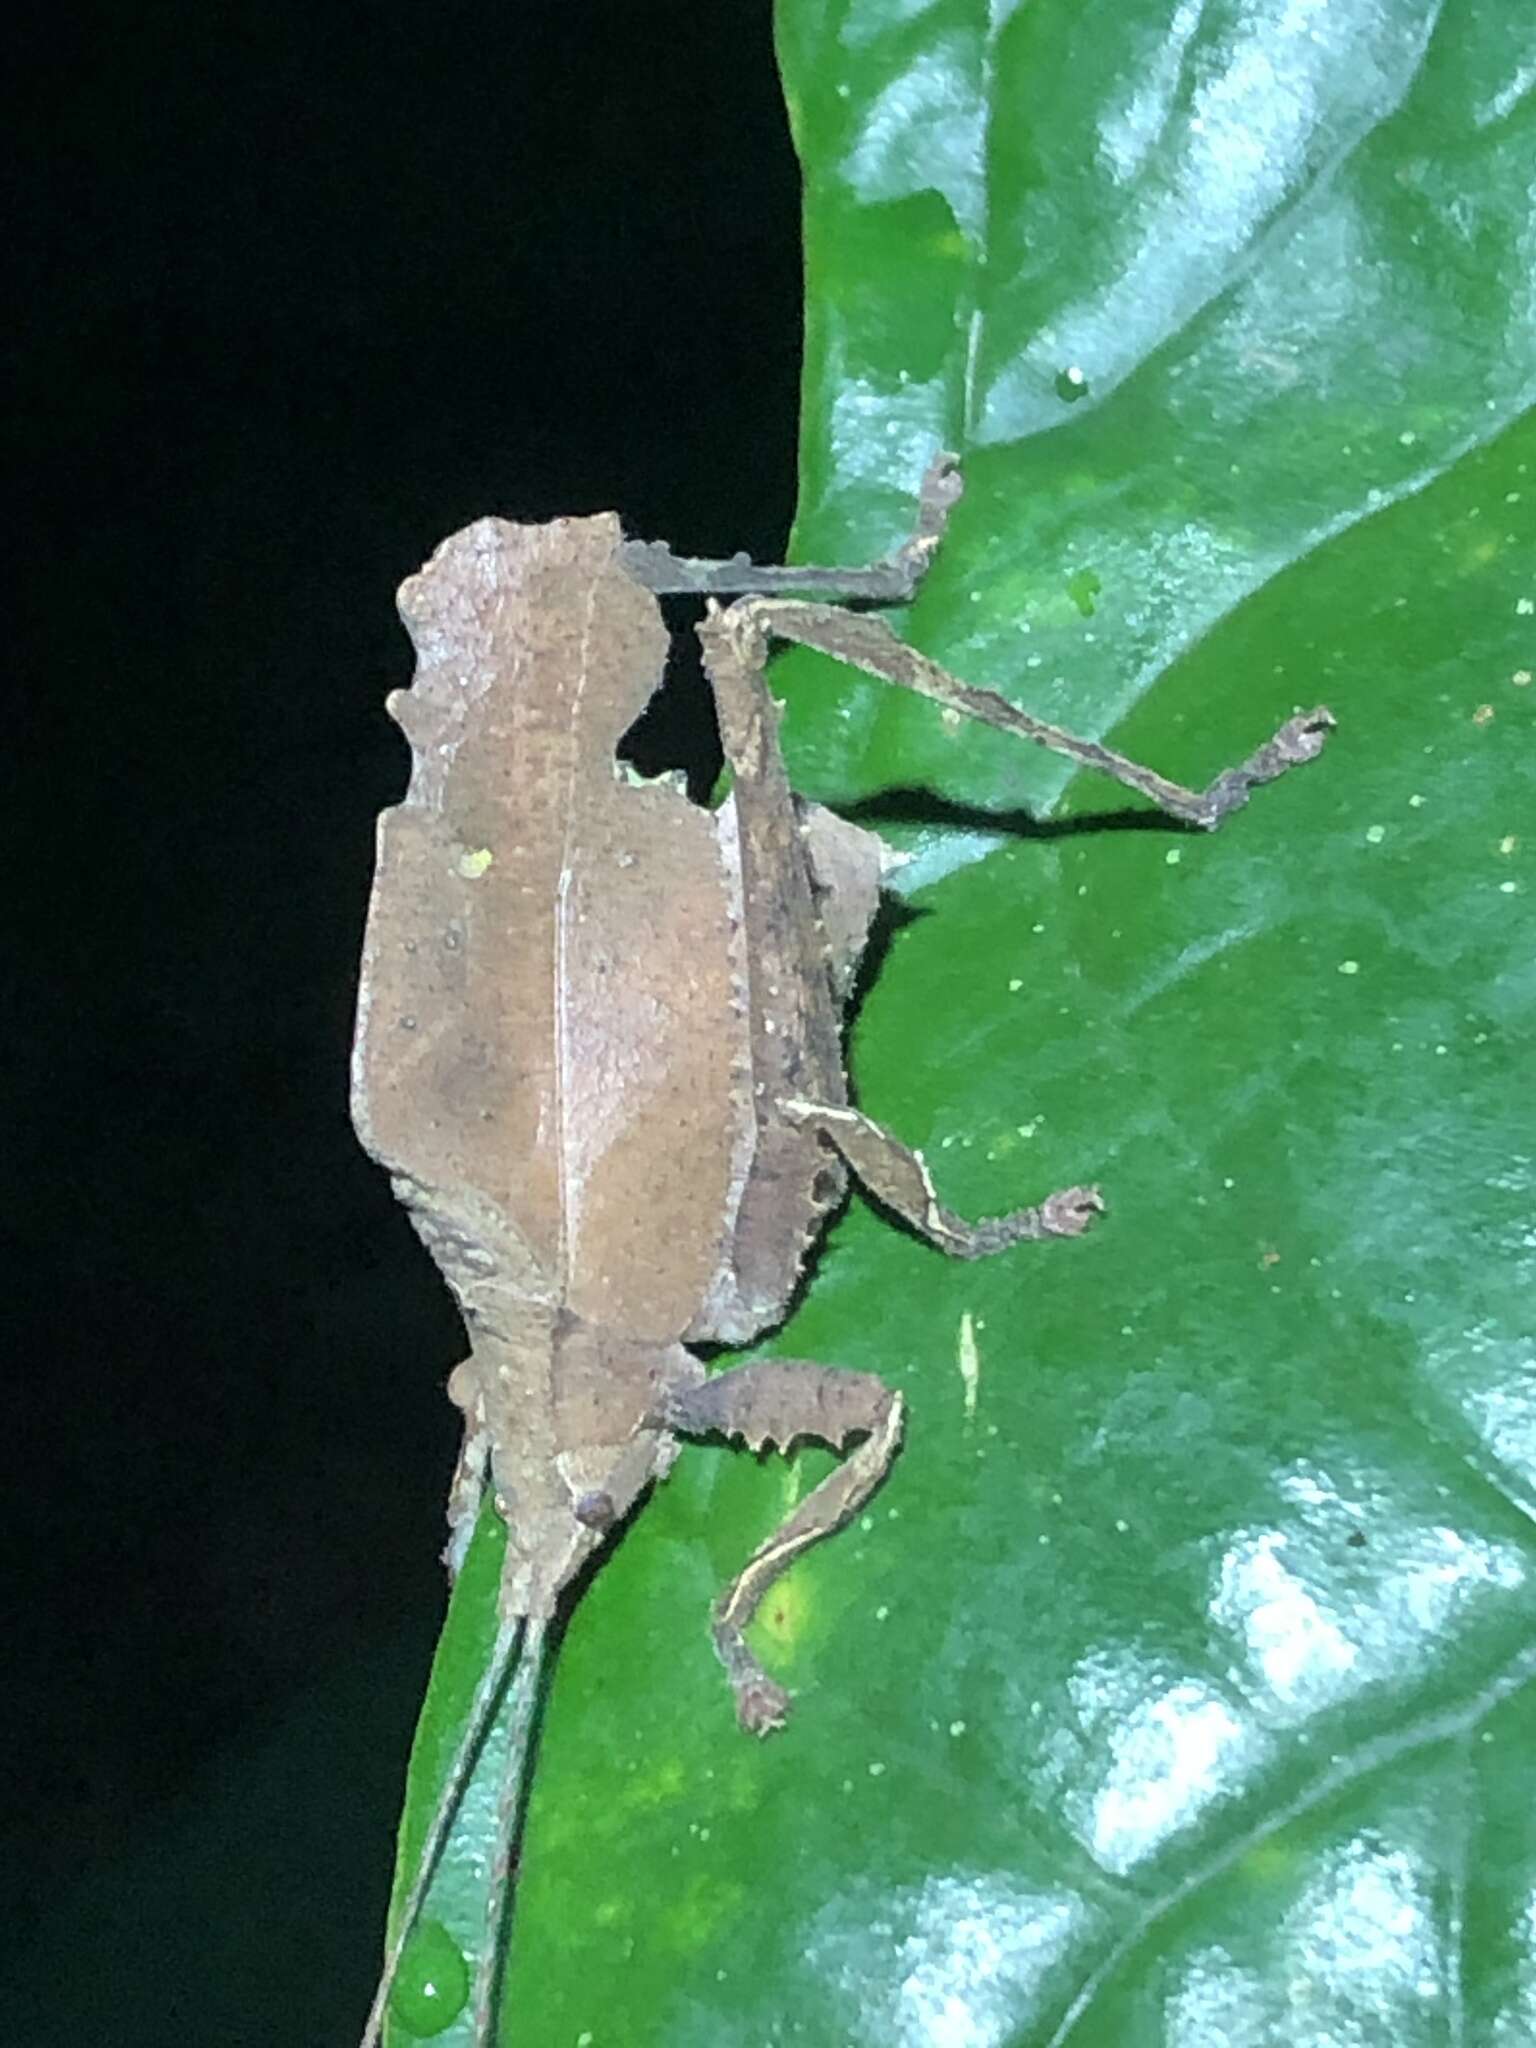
[{"left": 958, "top": 1311, "right": 981, "bottom": 1418}]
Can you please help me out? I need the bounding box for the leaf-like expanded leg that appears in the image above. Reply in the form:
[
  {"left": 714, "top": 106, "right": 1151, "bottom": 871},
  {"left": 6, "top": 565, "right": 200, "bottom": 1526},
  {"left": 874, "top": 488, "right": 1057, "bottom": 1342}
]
[
  {"left": 731, "top": 599, "right": 1335, "bottom": 829},
  {"left": 783, "top": 1098, "right": 1103, "bottom": 1255},
  {"left": 660, "top": 1362, "right": 903, "bottom": 1735}
]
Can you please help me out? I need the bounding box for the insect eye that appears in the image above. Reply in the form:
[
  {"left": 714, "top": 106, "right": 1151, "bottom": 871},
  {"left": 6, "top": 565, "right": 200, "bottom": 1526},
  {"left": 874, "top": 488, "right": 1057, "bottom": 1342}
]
[{"left": 574, "top": 1490, "right": 617, "bottom": 1531}]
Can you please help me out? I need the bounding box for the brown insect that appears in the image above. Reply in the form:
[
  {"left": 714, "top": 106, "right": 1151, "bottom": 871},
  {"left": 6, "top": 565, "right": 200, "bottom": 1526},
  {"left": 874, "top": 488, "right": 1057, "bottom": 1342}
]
[{"left": 351, "top": 455, "right": 1331, "bottom": 2043}]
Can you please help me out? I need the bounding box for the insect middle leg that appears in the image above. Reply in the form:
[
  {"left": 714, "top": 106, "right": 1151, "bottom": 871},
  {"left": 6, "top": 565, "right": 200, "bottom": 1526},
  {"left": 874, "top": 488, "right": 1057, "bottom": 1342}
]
[
  {"left": 781, "top": 1097, "right": 1102, "bottom": 1255},
  {"left": 658, "top": 1361, "right": 904, "bottom": 1734}
]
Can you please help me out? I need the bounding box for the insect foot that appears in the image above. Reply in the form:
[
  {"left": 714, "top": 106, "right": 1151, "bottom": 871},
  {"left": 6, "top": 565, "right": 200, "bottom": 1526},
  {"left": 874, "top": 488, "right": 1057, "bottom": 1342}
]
[
  {"left": 1186, "top": 707, "right": 1336, "bottom": 829},
  {"left": 733, "top": 1674, "right": 794, "bottom": 1738},
  {"left": 1038, "top": 1185, "right": 1104, "bottom": 1237}
]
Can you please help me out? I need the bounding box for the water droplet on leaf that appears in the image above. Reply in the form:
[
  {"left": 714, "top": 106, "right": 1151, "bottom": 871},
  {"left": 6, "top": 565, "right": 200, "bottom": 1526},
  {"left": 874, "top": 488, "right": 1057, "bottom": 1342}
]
[{"left": 391, "top": 1919, "right": 470, "bottom": 2037}]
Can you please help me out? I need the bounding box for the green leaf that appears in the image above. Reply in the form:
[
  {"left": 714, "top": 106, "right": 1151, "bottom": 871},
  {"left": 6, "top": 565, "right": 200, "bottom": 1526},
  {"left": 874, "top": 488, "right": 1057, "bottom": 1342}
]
[{"left": 379, "top": 4, "right": 1536, "bottom": 2042}]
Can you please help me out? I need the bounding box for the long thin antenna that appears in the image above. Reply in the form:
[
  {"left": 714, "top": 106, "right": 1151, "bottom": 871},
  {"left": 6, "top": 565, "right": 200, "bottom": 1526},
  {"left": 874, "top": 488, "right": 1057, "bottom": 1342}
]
[
  {"left": 471, "top": 1612, "right": 551, "bottom": 2045},
  {"left": 359, "top": 1613, "right": 526, "bottom": 2048}
]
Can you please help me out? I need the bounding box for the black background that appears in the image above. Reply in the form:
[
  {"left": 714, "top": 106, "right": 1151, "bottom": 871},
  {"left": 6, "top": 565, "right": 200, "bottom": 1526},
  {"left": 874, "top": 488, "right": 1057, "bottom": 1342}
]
[{"left": 7, "top": 4, "right": 799, "bottom": 2039}]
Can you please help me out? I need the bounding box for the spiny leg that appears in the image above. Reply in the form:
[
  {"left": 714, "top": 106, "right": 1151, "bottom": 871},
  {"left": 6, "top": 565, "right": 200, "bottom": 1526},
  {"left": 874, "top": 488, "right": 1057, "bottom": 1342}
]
[
  {"left": 617, "top": 450, "right": 962, "bottom": 602},
  {"left": 724, "top": 599, "right": 1334, "bottom": 830},
  {"left": 782, "top": 1098, "right": 1103, "bottom": 1255},
  {"left": 659, "top": 1362, "right": 903, "bottom": 1734}
]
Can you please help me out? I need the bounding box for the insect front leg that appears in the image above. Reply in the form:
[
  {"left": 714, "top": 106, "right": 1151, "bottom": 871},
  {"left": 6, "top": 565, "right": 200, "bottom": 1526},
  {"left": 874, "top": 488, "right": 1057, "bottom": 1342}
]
[
  {"left": 618, "top": 449, "right": 962, "bottom": 602},
  {"left": 657, "top": 1362, "right": 904, "bottom": 1735},
  {"left": 780, "top": 1098, "right": 1103, "bottom": 1255}
]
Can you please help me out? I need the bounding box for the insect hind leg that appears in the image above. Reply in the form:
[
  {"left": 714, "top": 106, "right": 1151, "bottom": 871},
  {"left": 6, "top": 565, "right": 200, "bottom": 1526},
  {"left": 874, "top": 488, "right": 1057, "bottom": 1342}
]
[{"left": 660, "top": 1361, "right": 903, "bottom": 1734}]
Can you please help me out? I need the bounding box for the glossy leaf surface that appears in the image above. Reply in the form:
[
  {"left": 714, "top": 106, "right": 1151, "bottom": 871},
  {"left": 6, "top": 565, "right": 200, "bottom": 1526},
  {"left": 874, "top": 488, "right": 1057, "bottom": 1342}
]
[{"left": 380, "top": 3, "right": 1536, "bottom": 2042}]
